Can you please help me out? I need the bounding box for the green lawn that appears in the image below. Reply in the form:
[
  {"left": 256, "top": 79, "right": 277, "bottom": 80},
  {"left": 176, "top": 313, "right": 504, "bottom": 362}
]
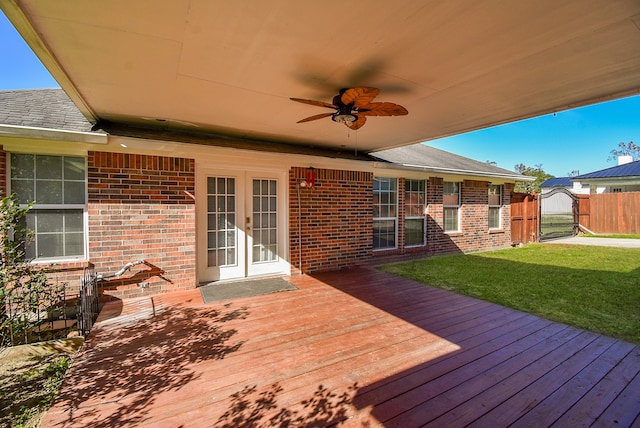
[{"left": 379, "top": 243, "right": 640, "bottom": 344}]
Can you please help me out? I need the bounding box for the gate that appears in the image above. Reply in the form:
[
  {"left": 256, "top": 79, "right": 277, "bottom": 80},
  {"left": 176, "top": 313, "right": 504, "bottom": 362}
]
[
  {"left": 539, "top": 188, "right": 579, "bottom": 241},
  {"left": 77, "top": 266, "right": 99, "bottom": 337},
  {"left": 511, "top": 192, "right": 539, "bottom": 244}
]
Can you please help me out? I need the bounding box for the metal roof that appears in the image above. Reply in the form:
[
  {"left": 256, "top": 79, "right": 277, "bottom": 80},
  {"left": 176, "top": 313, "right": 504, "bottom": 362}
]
[
  {"left": 540, "top": 177, "right": 574, "bottom": 187},
  {"left": 575, "top": 160, "right": 640, "bottom": 179}
]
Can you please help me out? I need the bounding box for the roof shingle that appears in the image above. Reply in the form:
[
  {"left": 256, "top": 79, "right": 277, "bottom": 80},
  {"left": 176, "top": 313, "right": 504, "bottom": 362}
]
[
  {"left": 372, "top": 144, "right": 523, "bottom": 178},
  {"left": 0, "top": 88, "right": 94, "bottom": 133}
]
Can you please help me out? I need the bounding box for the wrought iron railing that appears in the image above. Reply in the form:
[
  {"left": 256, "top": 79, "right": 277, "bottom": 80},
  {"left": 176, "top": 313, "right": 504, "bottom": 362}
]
[{"left": 77, "top": 266, "right": 99, "bottom": 337}]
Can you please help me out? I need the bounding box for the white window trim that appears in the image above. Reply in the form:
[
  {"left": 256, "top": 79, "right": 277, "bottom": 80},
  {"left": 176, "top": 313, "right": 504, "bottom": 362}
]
[
  {"left": 443, "top": 181, "right": 461, "bottom": 233},
  {"left": 404, "top": 179, "right": 426, "bottom": 247},
  {"left": 488, "top": 184, "right": 503, "bottom": 230},
  {"left": 9, "top": 153, "right": 89, "bottom": 262},
  {"left": 373, "top": 177, "right": 398, "bottom": 251}
]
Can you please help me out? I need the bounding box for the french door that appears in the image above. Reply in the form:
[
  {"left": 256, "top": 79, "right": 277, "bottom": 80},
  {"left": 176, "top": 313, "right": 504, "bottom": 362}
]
[{"left": 197, "top": 169, "right": 288, "bottom": 282}]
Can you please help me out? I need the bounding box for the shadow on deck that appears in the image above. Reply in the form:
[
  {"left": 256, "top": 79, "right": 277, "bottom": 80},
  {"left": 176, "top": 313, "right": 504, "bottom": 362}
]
[{"left": 42, "top": 266, "right": 639, "bottom": 427}]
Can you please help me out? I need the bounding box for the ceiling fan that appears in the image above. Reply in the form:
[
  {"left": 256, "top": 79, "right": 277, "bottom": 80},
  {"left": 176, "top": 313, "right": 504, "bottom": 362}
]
[{"left": 290, "top": 87, "right": 408, "bottom": 130}]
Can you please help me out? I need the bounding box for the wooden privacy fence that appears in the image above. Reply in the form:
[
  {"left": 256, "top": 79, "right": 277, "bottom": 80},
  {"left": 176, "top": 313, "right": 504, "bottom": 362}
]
[
  {"left": 511, "top": 191, "right": 640, "bottom": 242},
  {"left": 578, "top": 191, "right": 640, "bottom": 234},
  {"left": 510, "top": 192, "right": 538, "bottom": 244}
]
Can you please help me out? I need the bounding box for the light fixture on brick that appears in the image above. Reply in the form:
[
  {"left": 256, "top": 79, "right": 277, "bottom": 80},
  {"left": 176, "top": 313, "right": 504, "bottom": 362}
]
[{"left": 300, "top": 166, "right": 316, "bottom": 189}]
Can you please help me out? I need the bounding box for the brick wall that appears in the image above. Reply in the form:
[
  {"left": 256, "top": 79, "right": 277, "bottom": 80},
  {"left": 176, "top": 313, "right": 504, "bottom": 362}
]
[
  {"left": 289, "top": 167, "right": 373, "bottom": 273},
  {"left": 289, "top": 169, "right": 514, "bottom": 273},
  {"left": 379, "top": 177, "right": 513, "bottom": 257},
  {"left": 88, "top": 152, "right": 196, "bottom": 300},
  {"left": 426, "top": 178, "right": 512, "bottom": 254}
]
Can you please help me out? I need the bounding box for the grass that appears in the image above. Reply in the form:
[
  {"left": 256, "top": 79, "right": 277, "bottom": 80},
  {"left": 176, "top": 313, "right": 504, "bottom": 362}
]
[{"left": 379, "top": 243, "right": 640, "bottom": 344}]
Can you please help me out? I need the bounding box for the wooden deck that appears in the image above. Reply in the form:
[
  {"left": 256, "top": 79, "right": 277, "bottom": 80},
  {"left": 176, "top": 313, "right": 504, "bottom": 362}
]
[{"left": 42, "top": 266, "right": 640, "bottom": 427}]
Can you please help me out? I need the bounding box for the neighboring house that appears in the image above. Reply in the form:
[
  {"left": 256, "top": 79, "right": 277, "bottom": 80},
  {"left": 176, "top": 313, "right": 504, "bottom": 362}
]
[
  {"left": 1, "top": 89, "right": 530, "bottom": 300},
  {"left": 574, "top": 158, "right": 640, "bottom": 194},
  {"left": 540, "top": 177, "right": 589, "bottom": 195}
]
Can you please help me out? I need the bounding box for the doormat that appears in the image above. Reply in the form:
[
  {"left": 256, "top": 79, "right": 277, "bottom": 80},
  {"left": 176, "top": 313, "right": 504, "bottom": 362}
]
[{"left": 200, "top": 277, "right": 297, "bottom": 303}]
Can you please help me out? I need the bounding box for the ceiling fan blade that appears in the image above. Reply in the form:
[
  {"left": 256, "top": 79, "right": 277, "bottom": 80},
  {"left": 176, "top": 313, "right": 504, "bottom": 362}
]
[
  {"left": 290, "top": 98, "right": 336, "bottom": 109},
  {"left": 359, "top": 102, "right": 408, "bottom": 116},
  {"left": 340, "top": 87, "right": 379, "bottom": 108},
  {"left": 347, "top": 115, "right": 367, "bottom": 130},
  {"left": 297, "top": 112, "right": 334, "bottom": 123}
]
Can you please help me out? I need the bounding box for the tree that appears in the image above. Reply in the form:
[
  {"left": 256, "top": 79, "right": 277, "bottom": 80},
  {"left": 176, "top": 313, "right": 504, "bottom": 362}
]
[
  {"left": 608, "top": 141, "right": 639, "bottom": 162},
  {"left": 0, "top": 194, "right": 65, "bottom": 346},
  {"left": 514, "top": 163, "right": 554, "bottom": 193}
]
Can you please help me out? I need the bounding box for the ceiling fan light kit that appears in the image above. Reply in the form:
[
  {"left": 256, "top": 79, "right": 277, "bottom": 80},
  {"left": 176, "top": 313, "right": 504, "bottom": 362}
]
[
  {"left": 291, "top": 87, "right": 407, "bottom": 130},
  {"left": 332, "top": 113, "right": 357, "bottom": 125}
]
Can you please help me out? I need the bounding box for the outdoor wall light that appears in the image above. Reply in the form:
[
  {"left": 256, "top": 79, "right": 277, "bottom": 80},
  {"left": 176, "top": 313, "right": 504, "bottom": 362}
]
[{"left": 300, "top": 167, "right": 316, "bottom": 189}]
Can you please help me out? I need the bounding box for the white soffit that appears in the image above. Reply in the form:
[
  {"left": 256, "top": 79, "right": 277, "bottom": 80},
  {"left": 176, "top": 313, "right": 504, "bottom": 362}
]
[{"left": 3, "top": 0, "right": 640, "bottom": 152}]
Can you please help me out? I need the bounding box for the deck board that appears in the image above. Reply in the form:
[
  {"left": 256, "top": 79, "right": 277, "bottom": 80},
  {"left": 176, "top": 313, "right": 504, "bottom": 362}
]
[{"left": 42, "top": 266, "right": 640, "bottom": 427}]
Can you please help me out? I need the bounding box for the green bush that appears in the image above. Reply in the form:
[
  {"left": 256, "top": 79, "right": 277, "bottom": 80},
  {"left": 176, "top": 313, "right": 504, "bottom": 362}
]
[{"left": 0, "top": 194, "right": 65, "bottom": 347}]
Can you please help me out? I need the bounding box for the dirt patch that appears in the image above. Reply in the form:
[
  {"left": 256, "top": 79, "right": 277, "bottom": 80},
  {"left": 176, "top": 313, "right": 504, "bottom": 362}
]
[{"left": 0, "top": 337, "right": 83, "bottom": 427}]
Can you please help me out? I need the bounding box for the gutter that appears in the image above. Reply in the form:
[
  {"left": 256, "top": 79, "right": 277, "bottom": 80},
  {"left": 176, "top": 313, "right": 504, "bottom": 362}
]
[
  {"left": 373, "top": 161, "right": 535, "bottom": 182},
  {"left": 0, "top": 124, "right": 108, "bottom": 145}
]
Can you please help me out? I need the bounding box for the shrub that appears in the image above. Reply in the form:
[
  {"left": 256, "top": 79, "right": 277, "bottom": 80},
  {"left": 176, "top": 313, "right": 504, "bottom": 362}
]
[{"left": 0, "top": 194, "right": 65, "bottom": 347}]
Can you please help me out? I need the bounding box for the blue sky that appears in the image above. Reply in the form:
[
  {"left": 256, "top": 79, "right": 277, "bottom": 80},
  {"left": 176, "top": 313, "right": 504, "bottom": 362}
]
[{"left": 1, "top": 11, "right": 638, "bottom": 178}]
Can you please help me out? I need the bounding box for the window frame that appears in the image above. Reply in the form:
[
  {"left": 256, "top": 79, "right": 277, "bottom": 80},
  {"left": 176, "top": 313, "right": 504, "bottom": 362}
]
[
  {"left": 488, "top": 184, "right": 502, "bottom": 230},
  {"left": 443, "top": 181, "right": 461, "bottom": 233},
  {"left": 373, "top": 177, "right": 398, "bottom": 250},
  {"left": 404, "top": 179, "right": 426, "bottom": 247},
  {"left": 9, "top": 153, "right": 88, "bottom": 262}
]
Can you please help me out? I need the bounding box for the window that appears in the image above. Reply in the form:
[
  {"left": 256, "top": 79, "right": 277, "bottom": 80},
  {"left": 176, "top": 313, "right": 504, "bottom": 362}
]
[
  {"left": 488, "top": 184, "right": 502, "bottom": 229},
  {"left": 443, "top": 181, "right": 460, "bottom": 232},
  {"left": 373, "top": 177, "right": 397, "bottom": 250},
  {"left": 404, "top": 179, "right": 426, "bottom": 246},
  {"left": 10, "top": 154, "right": 87, "bottom": 260}
]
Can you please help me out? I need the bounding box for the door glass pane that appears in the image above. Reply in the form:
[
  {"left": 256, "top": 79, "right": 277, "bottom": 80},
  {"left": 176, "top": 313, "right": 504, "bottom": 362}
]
[
  {"left": 207, "top": 178, "right": 217, "bottom": 193},
  {"left": 207, "top": 177, "right": 237, "bottom": 267},
  {"left": 252, "top": 179, "right": 278, "bottom": 263}
]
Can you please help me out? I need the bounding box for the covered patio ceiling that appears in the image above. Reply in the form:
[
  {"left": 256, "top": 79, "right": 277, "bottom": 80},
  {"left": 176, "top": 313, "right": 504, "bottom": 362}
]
[{"left": 3, "top": 0, "right": 640, "bottom": 152}]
